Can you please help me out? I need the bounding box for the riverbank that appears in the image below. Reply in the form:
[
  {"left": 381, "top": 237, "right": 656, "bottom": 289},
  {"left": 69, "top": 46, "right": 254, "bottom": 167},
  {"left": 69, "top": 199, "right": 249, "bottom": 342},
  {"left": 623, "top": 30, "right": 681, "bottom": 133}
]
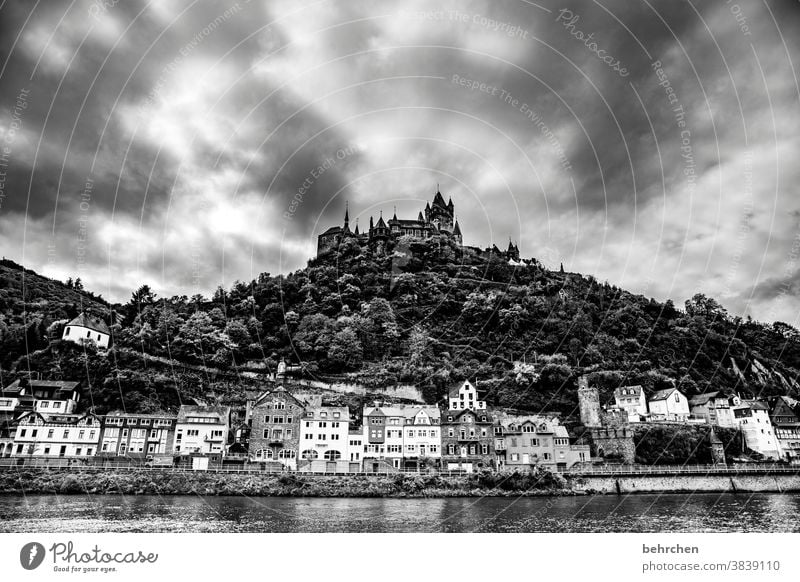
[{"left": 0, "top": 468, "right": 575, "bottom": 497}]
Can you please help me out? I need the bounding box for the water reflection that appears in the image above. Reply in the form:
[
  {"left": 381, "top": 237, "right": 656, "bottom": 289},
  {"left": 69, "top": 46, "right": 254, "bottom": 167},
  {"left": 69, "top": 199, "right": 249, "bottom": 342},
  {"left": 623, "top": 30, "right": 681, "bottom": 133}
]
[{"left": 1, "top": 493, "right": 800, "bottom": 533}]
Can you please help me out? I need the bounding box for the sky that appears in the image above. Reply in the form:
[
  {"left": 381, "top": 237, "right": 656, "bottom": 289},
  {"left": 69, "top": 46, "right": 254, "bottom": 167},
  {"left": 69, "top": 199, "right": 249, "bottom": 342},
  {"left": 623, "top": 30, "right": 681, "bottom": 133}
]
[{"left": 0, "top": 0, "right": 798, "bottom": 325}]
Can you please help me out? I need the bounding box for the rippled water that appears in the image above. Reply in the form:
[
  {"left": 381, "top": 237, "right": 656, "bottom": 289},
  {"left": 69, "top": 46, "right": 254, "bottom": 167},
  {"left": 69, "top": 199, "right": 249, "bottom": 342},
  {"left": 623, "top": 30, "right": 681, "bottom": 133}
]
[{"left": 1, "top": 493, "right": 800, "bottom": 532}]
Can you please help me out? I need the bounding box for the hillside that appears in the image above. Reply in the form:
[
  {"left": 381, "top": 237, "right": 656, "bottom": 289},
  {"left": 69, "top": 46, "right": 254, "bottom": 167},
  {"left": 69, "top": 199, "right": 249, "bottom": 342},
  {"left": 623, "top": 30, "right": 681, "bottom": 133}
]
[
  {"left": 0, "top": 258, "right": 109, "bottom": 371},
  {"left": 2, "top": 236, "right": 800, "bottom": 418}
]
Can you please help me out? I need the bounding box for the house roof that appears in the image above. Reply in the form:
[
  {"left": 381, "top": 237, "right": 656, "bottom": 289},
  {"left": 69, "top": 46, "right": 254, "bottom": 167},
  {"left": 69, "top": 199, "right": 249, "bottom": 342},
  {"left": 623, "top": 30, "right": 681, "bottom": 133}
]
[
  {"left": 176, "top": 405, "right": 230, "bottom": 423},
  {"left": 649, "top": 387, "right": 682, "bottom": 401},
  {"left": 614, "top": 385, "right": 643, "bottom": 398},
  {"left": 320, "top": 226, "right": 343, "bottom": 236},
  {"left": 689, "top": 391, "right": 722, "bottom": 406},
  {"left": 103, "top": 411, "right": 177, "bottom": 420},
  {"left": 743, "top": 400, "right": 770, "bottom": 411},
  {"left": 66, "top": 313, "right": 111, "bottom": 335},
  {"left": 251, "top": 388, "right": 305, "bottom": 409},
  {"left": 448, "top": 380, "right": 478, "bottom": 398},
  {"left": 303, "top": 406, "right": 350, "bottom": 422}
]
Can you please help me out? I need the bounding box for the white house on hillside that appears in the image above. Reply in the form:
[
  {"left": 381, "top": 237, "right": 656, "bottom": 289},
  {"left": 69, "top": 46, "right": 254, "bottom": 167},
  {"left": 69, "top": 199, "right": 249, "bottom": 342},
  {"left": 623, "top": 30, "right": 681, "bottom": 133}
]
[
  {"left": 613, "top": 385, "right": 648, "bottom": 422},
  {"left": 62, "top": 313, "right": 111, "bottom": 349},
  {"left": 648, "top": 387, "right": 690, "bottom": 422}
]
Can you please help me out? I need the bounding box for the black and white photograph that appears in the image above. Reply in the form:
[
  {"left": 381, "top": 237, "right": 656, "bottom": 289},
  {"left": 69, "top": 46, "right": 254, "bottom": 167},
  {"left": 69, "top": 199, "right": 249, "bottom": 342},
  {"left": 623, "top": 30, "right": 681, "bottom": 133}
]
[{"left": 1, "top": 0, "right": 800, "bottom": 578}]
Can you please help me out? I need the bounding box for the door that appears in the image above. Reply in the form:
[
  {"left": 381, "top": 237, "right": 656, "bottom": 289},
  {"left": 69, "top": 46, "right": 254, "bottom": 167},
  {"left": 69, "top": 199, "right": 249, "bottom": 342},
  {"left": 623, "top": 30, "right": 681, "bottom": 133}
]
[{"left": 59, "top": 446, "right": 67, "bottom": 457}]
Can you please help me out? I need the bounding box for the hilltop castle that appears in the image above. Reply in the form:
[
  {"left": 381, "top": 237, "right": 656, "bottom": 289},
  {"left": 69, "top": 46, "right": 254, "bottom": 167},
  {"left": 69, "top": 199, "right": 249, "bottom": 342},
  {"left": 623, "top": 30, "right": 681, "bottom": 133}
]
[{"left": 316, "top": 188, "right": 521, "bottom": 261}]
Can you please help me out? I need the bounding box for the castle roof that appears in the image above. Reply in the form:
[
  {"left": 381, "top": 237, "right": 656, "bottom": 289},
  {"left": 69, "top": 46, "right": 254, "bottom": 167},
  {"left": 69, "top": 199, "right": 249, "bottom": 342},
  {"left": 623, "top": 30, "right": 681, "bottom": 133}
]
[
  {"left": 453, "top": 220, "right": 461, "bottom": 235},
  {"left": 321, "top": 225, "right": 343, "bottom": 236},
  {"left": 432, "top": 190, "right": 447, "bottom": 208},
  {"left": 375, "top": 215, "right": 387, "bottom": 228}
]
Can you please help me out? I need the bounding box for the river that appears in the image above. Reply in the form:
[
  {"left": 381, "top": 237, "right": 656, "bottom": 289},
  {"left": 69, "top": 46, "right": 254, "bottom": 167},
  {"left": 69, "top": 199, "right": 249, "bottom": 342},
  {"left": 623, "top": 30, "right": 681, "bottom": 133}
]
[{"left": 2, "top": 493, "right": 800, "bottom": 532}]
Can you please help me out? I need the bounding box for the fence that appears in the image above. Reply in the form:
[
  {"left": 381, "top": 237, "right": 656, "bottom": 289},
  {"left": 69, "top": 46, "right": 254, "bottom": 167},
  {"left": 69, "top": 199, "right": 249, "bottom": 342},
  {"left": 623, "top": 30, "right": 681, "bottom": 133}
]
[{"left": 559, "top": 463, "right": 800, "bottom": 476}]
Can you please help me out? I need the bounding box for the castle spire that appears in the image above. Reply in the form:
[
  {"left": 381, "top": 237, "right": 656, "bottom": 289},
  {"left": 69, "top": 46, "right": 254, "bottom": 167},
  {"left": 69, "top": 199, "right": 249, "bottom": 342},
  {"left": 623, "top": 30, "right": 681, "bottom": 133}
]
[
  {"left": 392, "top": 206, "right": 397, "bottom": 221},
  {"left": 343, "top": 201, "right": 350, "bottom": 232},
  {"left": 354, "top": 218, "right": 359, "bottom": 236}
]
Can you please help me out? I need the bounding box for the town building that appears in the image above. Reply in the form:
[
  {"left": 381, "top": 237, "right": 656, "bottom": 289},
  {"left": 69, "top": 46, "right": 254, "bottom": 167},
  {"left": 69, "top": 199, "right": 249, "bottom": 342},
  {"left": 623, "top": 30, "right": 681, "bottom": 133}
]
[
  {"left": 613, "top": 385, "right": 647, "bottom": 422},
  {"left": 2, "top": 379, "right": 81, "bottom": 414},
  {"left": 362, "top": 404, "right": 442, "bottom": 471},
  {"left": 648, "top": 387, "right": 690, "bottom": 422},
  {"left": 768, "top": 396, "right": 800, "bottom": 463},
  {"left": 689, "top": 391, "right": 740, "bottom": 427},
  {"left": 733, "top": 400, "right": 780, "bottom": 459},
  {"left": 247, "top": 388, "right": 305, "bottom": 468},
  {"left": 447, "top": 379, "right": 487, "bottom": 411},
  {"left": 496, "top": 416, "right": 589, "bottom": 470},
  {"left": 299, "top": 405, "right": 351, "bottom": 467},
  {"left": 11, "top": 411, "right": 100, "bottom": 458},
  {"left": 173, "top": 405, "right": 230, "bottom": 457},
  {"left": 348, "top": 430, "right": 364, "bottom": 464},
  {"left": 400, "top": 407, "right": 441, "bottom": 471},
  {"left": 62, "top": 313, "right": 112, "bottom": 349},
  {"left": 98, "top": 412, "right": 177, "bottom": 458},
  {"left": 440, "top": 406, "right": 495, "bottom": 472}
]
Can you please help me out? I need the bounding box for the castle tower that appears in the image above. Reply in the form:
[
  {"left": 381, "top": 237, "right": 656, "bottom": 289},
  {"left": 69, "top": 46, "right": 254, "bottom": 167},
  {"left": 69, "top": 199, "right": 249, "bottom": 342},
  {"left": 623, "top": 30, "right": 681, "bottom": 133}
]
[
  {"left": 428, "top": 188, "right": 454, "bottom": 232},
  {"left": 578, "top": 375, "right": 601, "bottom": 428}
]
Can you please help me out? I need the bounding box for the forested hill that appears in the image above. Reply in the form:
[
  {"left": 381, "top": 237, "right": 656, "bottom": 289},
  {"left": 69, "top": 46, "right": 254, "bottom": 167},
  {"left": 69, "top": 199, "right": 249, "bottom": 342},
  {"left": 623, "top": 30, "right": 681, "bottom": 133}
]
[
  {"left": 2, "top": 235, "right": 800, "bottom": 417},
  {"left": 0, "top": 258, "right": 108, "bottom": 370}
]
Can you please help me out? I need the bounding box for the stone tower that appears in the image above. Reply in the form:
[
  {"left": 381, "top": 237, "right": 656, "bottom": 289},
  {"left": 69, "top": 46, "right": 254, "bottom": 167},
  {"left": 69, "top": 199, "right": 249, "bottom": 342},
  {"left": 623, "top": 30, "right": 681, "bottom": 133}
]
[
  {"left": 710, "top": 428, "right": 726, "bottom": 465},
  {"left": 578, "top": 375, "right": 601, "bottom": 428}
]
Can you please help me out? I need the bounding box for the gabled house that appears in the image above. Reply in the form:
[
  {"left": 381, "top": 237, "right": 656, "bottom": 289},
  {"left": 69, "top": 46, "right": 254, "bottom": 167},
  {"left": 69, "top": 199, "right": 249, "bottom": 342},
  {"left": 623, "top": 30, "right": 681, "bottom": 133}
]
[
  {"left": 613, "top": 385, "right": 647, "bottom": 422},
  {"left": 447, "top": 380, "right": 487, "bottom": 411},
  {"left": 648, "top": 387, "right": 690, "bottom": 422},
  {"left": 689, "top": 391, "right": 740, "bottom": 427},
  {"left": 247, "top": 388, "right": 305, "bottom": 468},
  {"left": 440, "top": 407, "right": 494, "bottom": 472},
  {"left": 11, "top": 411, "right": 100, "bottom": 458},
  {"left": 768, "top": 396, "right": 800, "bottom": 462},
  {"left": 62, "top": 313, "right": 112, "bottom": 349}
]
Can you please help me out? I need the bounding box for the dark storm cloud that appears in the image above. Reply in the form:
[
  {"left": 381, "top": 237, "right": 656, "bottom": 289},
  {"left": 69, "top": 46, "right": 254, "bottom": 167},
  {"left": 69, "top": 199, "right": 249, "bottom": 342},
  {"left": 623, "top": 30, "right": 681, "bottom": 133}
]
[{"left": 0, "top": 0, "right": 798, "bottom": 324}]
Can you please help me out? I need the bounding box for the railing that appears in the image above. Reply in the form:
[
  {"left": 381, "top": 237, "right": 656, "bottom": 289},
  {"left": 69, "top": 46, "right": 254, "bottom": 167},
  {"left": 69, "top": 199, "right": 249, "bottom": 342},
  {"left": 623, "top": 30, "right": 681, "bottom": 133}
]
[{"left": 560, "top": 463, "right": 800, "bottom": 476}]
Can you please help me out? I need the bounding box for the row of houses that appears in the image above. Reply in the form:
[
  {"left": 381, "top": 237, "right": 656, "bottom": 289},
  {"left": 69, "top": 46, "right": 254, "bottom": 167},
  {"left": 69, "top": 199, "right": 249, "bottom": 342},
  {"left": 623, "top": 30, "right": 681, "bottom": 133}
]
[
  {"left": 609, "top": 383, "right": 800, "bottom": 462},
  {"left": 0, "top": 378, "right": 589, "bottom": 472}
]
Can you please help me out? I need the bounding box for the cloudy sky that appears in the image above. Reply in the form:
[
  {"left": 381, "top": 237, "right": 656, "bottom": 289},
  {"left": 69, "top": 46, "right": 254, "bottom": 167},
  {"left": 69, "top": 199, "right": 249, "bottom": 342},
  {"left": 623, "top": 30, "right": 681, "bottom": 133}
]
[{"left": 0, "top": 0, "right": 798, "bottom": 324}]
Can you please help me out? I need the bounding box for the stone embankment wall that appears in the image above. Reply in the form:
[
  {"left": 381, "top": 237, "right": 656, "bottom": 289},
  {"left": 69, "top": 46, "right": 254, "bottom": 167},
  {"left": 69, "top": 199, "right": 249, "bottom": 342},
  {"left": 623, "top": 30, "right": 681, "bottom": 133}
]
[
  {"left": 569, "top": 473, "right": 800, "bottom": 493},
  {"left": 292, "top": 378, "right": 424, "bottom": 403}
]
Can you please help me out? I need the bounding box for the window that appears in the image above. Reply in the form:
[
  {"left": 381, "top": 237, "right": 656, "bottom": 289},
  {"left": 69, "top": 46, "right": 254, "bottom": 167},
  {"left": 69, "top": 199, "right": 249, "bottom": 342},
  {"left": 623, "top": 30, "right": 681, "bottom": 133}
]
[
  {"left": 79, "top": 430, "right": 85, "bottom": 439},
  {"left": 331, "top": 434, "right": 340, "bottom": 440},
  {"left": 274, "top": 402, "right": 285, "bottom": 410},
  {"left": 531, "top": 438, "right": 539, "bottom": 446},
  {"left": 41, "top": 402, "right": 49, "bottom": 409},
  {"left": 448, "top": 444, "right": 455, "bottom": 455},
  {"left": 63, "top": 430, "right": 69, "bottom": 439},
  {"left": 47, "top": 429, "right": 54, "bottom": 438},
  {"left": 407, "top": 430, "right": 414, "bottom": 438},
  {"left": 333, "top": 412, "right": 340, "bottom": 419},
  {"left": 318, "top": 434, "right": 326, "bottom": 441},
  {"left": 469, "top": 445, "right": 476, "bottom": 455},
  {"left": 286, "top": 416, "right": 293, "bottom": 424},
  {"left": 320, "top": 412, "right": 327, "bottom": 418},
  {"left": 53, "top": 402, "right": 62, "bottom": 409},
  {"left": 19, "top": 429, "right": 26, "bottom": 438},
  {"left": 286, "top": 429, "right": 292, "bottom": 438},
  {"left": 278, "top": 450, "right": 296, "bottom": 459},
  {"left": 263, "top": 416, "right": 270, "bottom": 424},
  {"left": 301, "top": 449, "right": 318, "bottom": 460},
  {"left": 511, "top": 453, "right": 519, "bottom": 462},
  {"left": 65, "top": 327, "right": 71, "bottom": 336},
  {"left": 511, "top": 438, "right": 517, "bottom": 447},
  {"left": 481, "top": 444, "right": 488, "bottom": 455},
  {"left": 76, "top": 448, "right": 82, "bottom": 456}
]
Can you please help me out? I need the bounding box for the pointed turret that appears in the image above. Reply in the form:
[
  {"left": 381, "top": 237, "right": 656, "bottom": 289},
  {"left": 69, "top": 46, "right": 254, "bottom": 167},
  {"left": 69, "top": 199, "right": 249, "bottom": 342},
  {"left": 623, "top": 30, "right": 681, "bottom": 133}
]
[
  {"left": 418, "top": 211, "right": 424, "bottom": 221},
  {"left": 432, "top": 190, "right": 446, "bottom": 208},
  {"left": 343, "top": 202, "right": 351, "bottom": 233},
  {"left": 354, "top": 219, "right": 360, "bottom": 236},
  {"left": 447, "top": 197, "right": 454, "bottom": 208},
  {"left": 453, "top": 220, "right": 461, "bottom": 236}
]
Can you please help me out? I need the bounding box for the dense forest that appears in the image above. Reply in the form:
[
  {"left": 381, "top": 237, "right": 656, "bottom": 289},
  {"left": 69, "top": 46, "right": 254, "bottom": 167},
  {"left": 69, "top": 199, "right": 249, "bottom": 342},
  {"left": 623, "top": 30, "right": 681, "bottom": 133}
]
[{"left": 2, "top": 234, "right": 799, "bottom": 418}]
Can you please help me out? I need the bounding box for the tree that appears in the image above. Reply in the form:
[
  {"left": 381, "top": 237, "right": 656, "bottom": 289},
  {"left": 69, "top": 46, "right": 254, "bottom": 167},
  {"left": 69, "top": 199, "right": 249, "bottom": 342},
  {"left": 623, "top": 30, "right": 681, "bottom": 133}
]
[{"left": 327, "top": 327, "right": 363, "bottom": 370}]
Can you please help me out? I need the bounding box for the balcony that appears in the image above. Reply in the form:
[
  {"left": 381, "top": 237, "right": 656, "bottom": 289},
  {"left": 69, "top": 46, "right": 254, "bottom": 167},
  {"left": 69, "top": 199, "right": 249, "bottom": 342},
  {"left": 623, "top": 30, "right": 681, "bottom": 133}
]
[{"left": 204, "top": 435, "right": 225, "bottom": 443}]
